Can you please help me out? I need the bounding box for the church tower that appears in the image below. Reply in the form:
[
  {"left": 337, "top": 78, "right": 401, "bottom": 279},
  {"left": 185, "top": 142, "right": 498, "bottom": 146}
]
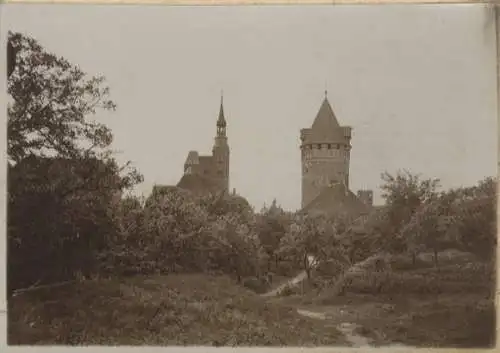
[
  {"left": 300, "top": 92, "right": 352, "bottom": 208},
  {"left": 212, "top": 95, "right": 230, "bottom": 192}
]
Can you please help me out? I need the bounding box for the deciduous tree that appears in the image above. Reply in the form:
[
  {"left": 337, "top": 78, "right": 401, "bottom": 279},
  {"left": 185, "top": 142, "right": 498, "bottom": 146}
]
[
  {"left": 278, "top": 214, "right": 349, "bottom": 281},
  {"left": 7, "top": 32, "right": 142, "bottom": 292},
  {"left": 378, "top": 170, "right": 440, "bottom": 255},
  {"left": 7, "top": 31, "right": 115, "bottom": 163}
]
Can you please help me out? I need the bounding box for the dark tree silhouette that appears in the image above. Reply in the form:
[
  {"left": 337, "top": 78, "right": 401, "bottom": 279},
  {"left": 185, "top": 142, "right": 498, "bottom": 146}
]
[
  {"left": 7, "top": 38, "right": 18, "bottom": 78},
  {"left": 7, "top": 32, "right": 142, "bottom": 293}
]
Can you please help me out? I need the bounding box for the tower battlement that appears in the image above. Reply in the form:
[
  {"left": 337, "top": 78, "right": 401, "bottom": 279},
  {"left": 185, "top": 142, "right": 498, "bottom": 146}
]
[{"left": 342, "top": 126, "right": 352, "bottom": 140}]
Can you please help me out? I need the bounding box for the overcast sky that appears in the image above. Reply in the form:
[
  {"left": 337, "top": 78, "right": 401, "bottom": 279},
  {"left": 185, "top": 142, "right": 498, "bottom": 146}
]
[{"left": 2, "top": 3, "right": 497, "bottom": 211}]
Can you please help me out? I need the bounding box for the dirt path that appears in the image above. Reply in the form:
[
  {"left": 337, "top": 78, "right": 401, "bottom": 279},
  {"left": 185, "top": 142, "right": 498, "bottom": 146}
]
[
  {"left": 261, "top": 255, "right": 317, "bottom": 297},
  {"left": 261, "top": 253, "right": 415, "bottom": 347},
  {"left": 295, "top": 308, "right": 413, "bottom": 348},
  {"left": 296, "top": 309, "right": 371, "bottom": 347},
  {"left": 262, "top": 253, "right": 384, "bottom": 298},
  {"left": 261, "top": 271, "right": 307, "bottom": 297}
]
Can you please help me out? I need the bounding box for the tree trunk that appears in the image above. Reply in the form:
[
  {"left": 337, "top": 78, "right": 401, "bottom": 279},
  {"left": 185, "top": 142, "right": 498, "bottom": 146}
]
[
  {"left": 303, "top": 254, "right": 311, "bottom": 279},
  {"left": 349, "top": 248, "right": 355, "bottom": 264},
  {"left": 412, "top": 251, "right": 417, "bottom": 267},
  {"left": 236, "top": 268, "right": 241, "bottom": 283},
  {"left": 433, "top": 249, "right": 439, "bottom": 267}
]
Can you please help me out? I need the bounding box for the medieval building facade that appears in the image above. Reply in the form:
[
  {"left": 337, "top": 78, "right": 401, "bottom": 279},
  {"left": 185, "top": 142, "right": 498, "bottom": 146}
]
[{"left": 175, "top": 97, "right": 230, "bottom": 196}]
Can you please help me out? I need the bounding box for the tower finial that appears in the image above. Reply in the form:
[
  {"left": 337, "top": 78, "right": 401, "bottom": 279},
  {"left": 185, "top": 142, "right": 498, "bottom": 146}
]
[{"left": 324, "top": 81, "right": 328, "bottom": 98}]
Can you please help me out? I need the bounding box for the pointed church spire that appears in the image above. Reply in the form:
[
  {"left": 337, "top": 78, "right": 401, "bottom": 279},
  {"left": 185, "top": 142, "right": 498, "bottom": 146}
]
[{"left": 217, "top": 91, "right": 226, "bottom": 128}]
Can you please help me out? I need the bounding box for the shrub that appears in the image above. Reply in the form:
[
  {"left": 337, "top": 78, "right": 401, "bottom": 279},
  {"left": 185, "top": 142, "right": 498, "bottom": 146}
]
[
  {"left": 242, "top": 276, "right": 271, "bottom": 294},
  {"left": 343, "top": 262, "right": 493, "bottom": 297},
  {"left": 8, "top": 157, "right": 124, "bottom": 293}
]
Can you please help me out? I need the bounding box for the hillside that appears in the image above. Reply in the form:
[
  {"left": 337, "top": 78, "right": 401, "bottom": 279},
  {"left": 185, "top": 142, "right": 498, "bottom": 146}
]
[
  {"left": 8, "top": 274, "right": 347, "bottom": 346},
  {"left": 267, "top": 253, "right": 496, "bottom": 348}
]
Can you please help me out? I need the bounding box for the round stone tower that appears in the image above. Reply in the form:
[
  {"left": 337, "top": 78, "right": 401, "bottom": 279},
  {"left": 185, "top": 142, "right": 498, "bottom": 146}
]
[{"left": 300, "top": 93, "right": 352, "bottom": 209}]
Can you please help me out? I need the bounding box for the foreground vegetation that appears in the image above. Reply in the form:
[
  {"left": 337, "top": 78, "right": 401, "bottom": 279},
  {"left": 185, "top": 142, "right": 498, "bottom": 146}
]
[
  {"left": 351, "top": 256, "right": 495, "bottom": 348},
  {"left": 7, "top": 31, "right": 496, "bottom": 347},
  {"left": 8, "top": 274, "right": 347, "bottom": 346},
  {"left": 276, "top": 253, "right": 495, "bottom": 348}
]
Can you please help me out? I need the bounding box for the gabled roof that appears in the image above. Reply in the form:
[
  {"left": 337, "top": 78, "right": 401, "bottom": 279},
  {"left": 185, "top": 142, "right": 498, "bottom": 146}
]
[
  {"left": 177, "top": 173, "right": 219, "bottom": 195},
  {"left": 198, "top": 155, "right": 214, "bottom": 169},
  {"left": 301, "top": 182, "right": 370, "bottom": 220},
  {"left": 184, "top": 151, "right": 199, "bottom": 166}
]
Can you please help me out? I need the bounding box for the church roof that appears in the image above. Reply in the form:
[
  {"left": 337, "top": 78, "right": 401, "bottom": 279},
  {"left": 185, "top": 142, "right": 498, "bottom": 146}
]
[
  {"left": 177, "top": 173, "right": 219, "bottom": 195},
  {"left": 309, "top": 96, "right": 345, "bottom": 142},
  {"left": 184, "top": 151, "right": 199, "bottom": 165},
  {"left": 301, "top": 182, "right": 370, "bottom": 220},
  {"left": 198, "top": 155, "right": 214, "bottom": 168}
]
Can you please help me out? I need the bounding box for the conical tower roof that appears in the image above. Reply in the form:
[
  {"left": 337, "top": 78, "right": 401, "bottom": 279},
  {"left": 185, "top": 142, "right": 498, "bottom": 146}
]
[
  {"left": 309, "top": 94, "right": 345, "bottom": 141},
  {"left": 312, "top": 96, "right": 340, "bottom": 130}
]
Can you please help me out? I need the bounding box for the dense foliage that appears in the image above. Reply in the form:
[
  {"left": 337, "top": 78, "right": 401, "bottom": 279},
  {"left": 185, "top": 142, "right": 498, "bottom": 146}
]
[{"left": 7, "top": 31, "right": 142, "bottom": 293}]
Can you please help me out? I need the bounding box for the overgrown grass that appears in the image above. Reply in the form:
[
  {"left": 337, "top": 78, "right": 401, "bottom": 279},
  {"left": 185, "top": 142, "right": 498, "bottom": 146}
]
[
  {"left": 8, "top": 274, "right": 347, "bottom": 346},
  {"left": 313, "top": 257, "right": 496, "bottom": 348},
  {"left": 362, "top": 294, "right": 496, "bottom": 348}
]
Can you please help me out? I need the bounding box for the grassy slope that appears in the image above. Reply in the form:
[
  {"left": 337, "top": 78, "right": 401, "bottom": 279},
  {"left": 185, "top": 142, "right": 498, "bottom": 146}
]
[
  {"left": 8, "top": 274, "right": 347, "bottom": 346},
  {"left": 364, "top": 262, "right": 496, "bottom": 348},
  {"left": 372, "top": 293, "right": 495, "bottom": 348},
  {"left": 274, "top": 257, "right": 496, "bottom": 348}
]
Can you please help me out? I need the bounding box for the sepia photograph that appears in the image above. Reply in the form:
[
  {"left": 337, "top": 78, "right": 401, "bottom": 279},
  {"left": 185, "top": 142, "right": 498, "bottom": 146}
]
[{"left": 2, "top": 1, "right": 498, "bottom": 348}]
